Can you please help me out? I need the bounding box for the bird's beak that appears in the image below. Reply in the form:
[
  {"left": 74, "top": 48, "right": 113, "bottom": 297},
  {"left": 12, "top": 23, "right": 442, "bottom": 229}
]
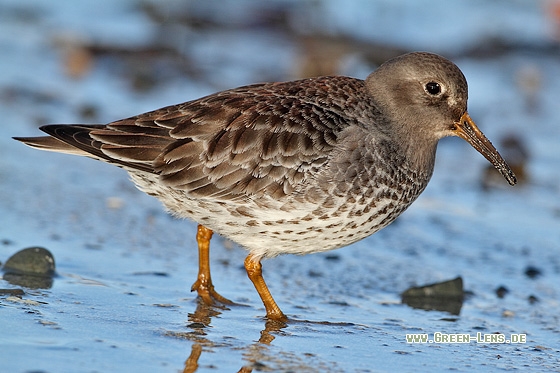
[{"left": 453, "top": 112, "right": 517, "bottom": 186}]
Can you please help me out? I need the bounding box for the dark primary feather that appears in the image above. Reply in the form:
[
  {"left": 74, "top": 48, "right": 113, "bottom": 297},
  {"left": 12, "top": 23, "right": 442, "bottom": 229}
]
[{"left": 32, "top": 77, "right": 374, "bottom": 201}]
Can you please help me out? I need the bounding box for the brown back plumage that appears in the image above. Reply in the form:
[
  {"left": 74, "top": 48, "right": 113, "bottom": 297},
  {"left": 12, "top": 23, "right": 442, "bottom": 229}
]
[{"left": 15, "top": 77, "right": 371, "bottom": 200}]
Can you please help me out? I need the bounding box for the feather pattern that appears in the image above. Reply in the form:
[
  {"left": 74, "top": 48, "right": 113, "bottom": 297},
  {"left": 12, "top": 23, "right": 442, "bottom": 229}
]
[{"left": 32, "top": 77, "right": 373, "bottom": 202}]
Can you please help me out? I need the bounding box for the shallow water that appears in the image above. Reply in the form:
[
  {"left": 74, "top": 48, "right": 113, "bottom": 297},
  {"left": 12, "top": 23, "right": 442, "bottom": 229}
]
[{"left": 1, "top": 1, "right": 559, "bottom": 372}]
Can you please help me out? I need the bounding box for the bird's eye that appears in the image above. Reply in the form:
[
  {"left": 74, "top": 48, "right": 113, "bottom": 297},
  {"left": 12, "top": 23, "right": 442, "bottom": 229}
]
[{"left": 425, "top": 82, "right": 441, "bottom": 95}]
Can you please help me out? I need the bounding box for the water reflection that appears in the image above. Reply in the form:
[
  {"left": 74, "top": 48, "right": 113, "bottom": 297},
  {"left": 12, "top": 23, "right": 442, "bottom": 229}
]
[
  {"left": 172, "top": 299, "right": 289, "bottom": 372},
  {"left": 174, "top": 297, "right": 359, "bottom": 372},
  {"left": 2, "top": 272, "right": 54, "bottom": 289},
  {"left": 181, "top": 322, "right": 290, "bottom": 372},
  {"left": 183, "top": 343, "right": 202, "bottom": 373}
]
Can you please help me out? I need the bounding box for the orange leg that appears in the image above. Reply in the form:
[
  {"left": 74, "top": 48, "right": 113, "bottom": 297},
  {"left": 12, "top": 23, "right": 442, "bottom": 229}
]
[
  {"left": 244, "top": 254, "right": 287, "bottom": 321},
  {"left": 190, "top": 224, "right": 232, "bottom": 305}
]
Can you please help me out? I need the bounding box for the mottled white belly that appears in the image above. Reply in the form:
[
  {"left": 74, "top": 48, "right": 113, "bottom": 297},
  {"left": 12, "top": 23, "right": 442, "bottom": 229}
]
[{"left": 128, "top": 171, "right": 420, "bottom": 260}]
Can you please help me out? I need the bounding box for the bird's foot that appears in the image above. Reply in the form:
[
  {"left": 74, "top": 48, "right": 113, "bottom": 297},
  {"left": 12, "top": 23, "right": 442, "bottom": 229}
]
[{"left": 191, "top": 277, "right": 233, "bottom": 305}]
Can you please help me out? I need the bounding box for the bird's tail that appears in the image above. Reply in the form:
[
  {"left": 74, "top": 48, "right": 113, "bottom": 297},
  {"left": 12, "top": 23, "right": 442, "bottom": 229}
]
[{"left": 13, "top": 133, "right": 92, "bottom": 157}]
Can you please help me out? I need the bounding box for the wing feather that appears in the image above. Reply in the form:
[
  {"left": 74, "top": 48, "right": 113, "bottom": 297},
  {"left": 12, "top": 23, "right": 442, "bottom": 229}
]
[{"left": 16, "top": 77, "right": 369, "bottom": 200}]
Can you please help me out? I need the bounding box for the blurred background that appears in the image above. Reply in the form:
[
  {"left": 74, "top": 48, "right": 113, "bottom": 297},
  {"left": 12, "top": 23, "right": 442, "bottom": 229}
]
[{"left": 1, "top": 1, "right": 559, "bottom": 372}]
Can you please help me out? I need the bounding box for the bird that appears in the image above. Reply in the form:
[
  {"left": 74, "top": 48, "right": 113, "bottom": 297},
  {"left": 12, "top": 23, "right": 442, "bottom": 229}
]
[{"left": 14, "top": 52, "right": 517, "bottom": 321}]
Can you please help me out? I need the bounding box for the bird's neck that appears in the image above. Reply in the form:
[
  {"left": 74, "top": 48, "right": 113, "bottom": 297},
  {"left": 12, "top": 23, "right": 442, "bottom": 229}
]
[{"left": 398, "top": 135, "right": 438, "bottom": 180}]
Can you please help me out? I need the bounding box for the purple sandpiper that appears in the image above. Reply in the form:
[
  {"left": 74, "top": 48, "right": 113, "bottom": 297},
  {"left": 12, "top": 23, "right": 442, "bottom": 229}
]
[{"left": 14, "top": 52, "right": 516, "bottom": 321}]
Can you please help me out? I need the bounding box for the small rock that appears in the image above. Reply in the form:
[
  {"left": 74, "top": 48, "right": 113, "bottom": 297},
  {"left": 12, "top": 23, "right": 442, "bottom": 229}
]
[
  {"left": 401, "top": 277, "right": 464, "bottom": 315},
  {"left": 524, "top": 266, "right": 542, "bottom": 279},
  {"left": 6, "top": 296, "right": 44, "bottom": 306},
  {"left": 502, "top": 310, "right": 515, "bottom": 318},
  {"left": 324, "top": 254, "right": 340, "bottom": 261},
  {"left": 495, "top": 285, "right": 509, "bottom": 298},
  {"left": 528, "top": 295, "right": 539, "bottom": 304},
  {"left": 3, "top": 247, "right": 55, "bottom": 289},
  {"left": 3, "top": 247, "right": 55, "bottom": 276},
  {"left": 187, "top": 322, "right": 206, "bottom": 329}
]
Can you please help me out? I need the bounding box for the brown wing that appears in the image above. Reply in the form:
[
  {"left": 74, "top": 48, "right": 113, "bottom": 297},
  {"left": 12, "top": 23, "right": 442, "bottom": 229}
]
[{"left": 18, "top": 77, "right": 366, "bottom": 200}]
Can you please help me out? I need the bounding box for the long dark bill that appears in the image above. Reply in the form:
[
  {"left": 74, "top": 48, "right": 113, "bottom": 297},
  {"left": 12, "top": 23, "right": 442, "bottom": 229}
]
[{"left": 453, "top": 112, "right": 517, "bottom": 186}]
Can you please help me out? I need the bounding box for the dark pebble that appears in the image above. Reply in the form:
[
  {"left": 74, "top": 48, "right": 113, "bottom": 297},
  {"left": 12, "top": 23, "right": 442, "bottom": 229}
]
[
  {"left": 324, "top": 254, "right": 340, "bottom": 261},
  {"left": 187, "top": 322, "right": 206, "bottom": 329},
  {"left": 495, "top": 286, "right": 509, "bottom": 298},
  {"left": 308, "top": 269, "right": 323, "bottom": 278},
  {"left": 401, "top": 277, "right": 464, "bottom": 315},
  {"left": 524, "top": 266, "right": 542, "bottom": 279},
  {"left": 528, "top": 295, "right": 539, "bottom": 304},
  {"left": 3, "top": 247, "right": 55, "bottom": 276},
  {"left": 3, "top": 247, "right": 55, "bottom": 289}
]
